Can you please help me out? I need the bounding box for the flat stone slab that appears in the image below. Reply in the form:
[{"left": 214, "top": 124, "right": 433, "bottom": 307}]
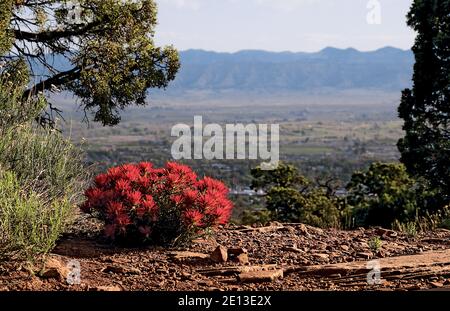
[
  {"left": 197, "top": 264, "right": 278, "bottom": 276},
  {"left": 238, "top": 269, "right": 284, "bottom": 283},
  {"left": 287, "top": 249, "right": 450, "bottom": 279},
  {"left": 168, "top": 251, "right": 210, "bottom": 261}
]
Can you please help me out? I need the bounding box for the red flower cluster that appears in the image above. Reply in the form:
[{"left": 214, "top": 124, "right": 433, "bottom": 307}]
[{"left": 81, "top": 162, "right": 233, "bottom": 244}]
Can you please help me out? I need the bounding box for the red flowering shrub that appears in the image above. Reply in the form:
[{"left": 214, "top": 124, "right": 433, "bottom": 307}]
[{"left": 81, "top": 162, "right": 233, "bottom": 245}]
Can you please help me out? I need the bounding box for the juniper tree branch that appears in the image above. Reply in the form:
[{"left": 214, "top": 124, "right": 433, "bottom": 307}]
[{"left": 23, "top": 66, "right": 81, "bottom": 98}]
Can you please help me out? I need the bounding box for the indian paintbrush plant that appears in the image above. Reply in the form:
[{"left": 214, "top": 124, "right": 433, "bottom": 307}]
[{"left": 81, "top": 162, "right": 234, "bottom": 246}]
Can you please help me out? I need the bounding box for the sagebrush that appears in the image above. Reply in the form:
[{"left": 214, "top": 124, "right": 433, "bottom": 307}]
[
  {"left": 0, "top": 75, "right": 87, "bottom": 260},
  {"left": 0, "top": 170, "right": 72, "bottom": 260}
]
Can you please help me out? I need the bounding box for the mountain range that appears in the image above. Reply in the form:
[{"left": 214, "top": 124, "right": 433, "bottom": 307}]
[
  {"left": 171, "top": 47, "right": 414, "bottom": 92},
  {"left": 34, "top": 47, "right": 414, "bottom": 92}
]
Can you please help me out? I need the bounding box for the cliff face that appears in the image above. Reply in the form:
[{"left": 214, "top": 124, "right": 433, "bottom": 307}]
[{"left": 1, "top": 220, "right": 449, "bottom": 291}]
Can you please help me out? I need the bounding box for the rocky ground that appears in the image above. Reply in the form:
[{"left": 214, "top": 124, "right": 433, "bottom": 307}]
[{"left": 1, "top": 215, "right": 450, "bottom": 291}]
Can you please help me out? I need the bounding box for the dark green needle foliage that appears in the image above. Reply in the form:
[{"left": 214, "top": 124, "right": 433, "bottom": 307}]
[
  {"left": 1, "top": 0, "right": 180, "bottom": 126},
  {"left": 398, "top": 0, "right": 450, "bottom": 198}
]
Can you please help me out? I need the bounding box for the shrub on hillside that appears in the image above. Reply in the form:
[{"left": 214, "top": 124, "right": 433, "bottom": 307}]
[
  {"left": 251, "top": 162, "right": 341, "bottom": 228},
  {"left": 345, "top": 163, "right": 417, "bottom": 228},
  {"left": 0, "top": 125, "right": 87, "bottom": 206},
  {"left": 0, "top": 71, "right": 87, "bottom": 206},
  {"left": 0, "top": 170, "right": 72, "bottom": 260},
  {"left": 241, "top": 207, "right": 272, "bottom": 226},
  {"left": 264, "top": 186, "right": 341, "bottom": 228},
  {"left": 81, "top": 162, "right": 234, "bottom": 245},
  {"left": 345, "top": 162, "right": 449, "bottom": 229},
  {"left": 0, "top": 74, "right": 88, "bottom": 260}
]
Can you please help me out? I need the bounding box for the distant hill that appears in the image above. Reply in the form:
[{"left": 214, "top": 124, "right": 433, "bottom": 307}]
[
  {"left": 33, "top": 47, "right": 414, "bottom": 93},
  {"left": 171, "top": 47, "right": 414, "bottom": 92}
]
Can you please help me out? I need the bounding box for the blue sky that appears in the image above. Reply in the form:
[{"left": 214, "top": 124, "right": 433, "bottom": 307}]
[{"left": 154, "top": 0, "right": 416, "bottom": 52}]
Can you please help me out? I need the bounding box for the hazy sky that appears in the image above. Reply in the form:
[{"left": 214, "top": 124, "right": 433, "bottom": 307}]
[{"left": 154, "top": 0, "right": 416, "bottom": 52}]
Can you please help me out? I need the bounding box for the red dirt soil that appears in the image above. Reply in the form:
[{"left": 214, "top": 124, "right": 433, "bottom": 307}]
[{"left": 1, "top": 215, "right": 449, "bottom": 291}]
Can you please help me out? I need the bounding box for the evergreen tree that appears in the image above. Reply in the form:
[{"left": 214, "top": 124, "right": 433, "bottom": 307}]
[
  {"left": 398, "top": 0, "right": 450, "bottom": 197},
  {"left": 0, "top": 0, "right": 180, "bottom": 126}
]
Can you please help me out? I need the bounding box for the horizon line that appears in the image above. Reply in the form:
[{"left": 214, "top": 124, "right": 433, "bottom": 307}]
[{"left": 178, "top": 46, "right": 412, "bottom": 54}]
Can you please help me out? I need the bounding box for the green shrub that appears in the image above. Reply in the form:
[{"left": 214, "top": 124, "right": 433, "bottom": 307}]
[
  {"left": 299, "top": 189, "right": 341, "bottom": 228},
  {"left": 346, "top": 162, "right": 449, "bottom": 230},
  {"left": 251, "top": 162, "right": 341, "bottom": 228},
  {"left": 0, "top": 170, "right": 72, "bottom": 260},
  {"left": 0, "top": 125, "right": 87, "bottom": 205},
  {"left": 440, "top": 217, "right": 450, "bottom": 230},
  {"left": 0, "top": 75, "right": 88, "bottom": 260},
  {"left": 402, "top": 222, "right": 418, "bottom": 237},
  {"left": 418, "top": 207, "right": 449, "bottom": 232},
  {"left": 264, "top": 187, "right": 340, "bottom": 228},
  {"left": 241, "top": 207, "right": 272, "bottom": 226},
  {"left": 0, "top": 74, "right": 87, "bottom": 207},
  {"left": 346, "top": 163, "right": 418, "bottom": 228},
  {"left": 369, "top": 236, "right": 383, "bottom": 252}
]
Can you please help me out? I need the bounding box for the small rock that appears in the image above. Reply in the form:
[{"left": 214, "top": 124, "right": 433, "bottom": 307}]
[
  {"left": 40, "top": 257, "right": 69, "bottom": 281},
  {"left": 316, "top": 242, "right": 328, "bottom": 250},
  {"left": 329, "top": 252, "right": 341, "bottom": 258},
  {"left": 91, "top": 285, "right": 122, "bottom": 292},
  {"left": 309, "top": 227, "right": 324, "bottom": 235},
  {"left": 375, "top": 228, "right": 398, "bottom": 238},
  {"left": 227, "top": 247, "right": 250, "bottom": 264},
  {"left": 158, "top": 280, "right": 166, "bottom": 287},
  {"left": 102, "top": 265, "right": 141, "bottom": 275},
  {"left": 238, "top": 269, "right": 283, "bottom": 283},
  {"left": 235, "top": 253, "right": 249, "bottom": 265},
  {"left": 180, "top": 272, "right": 192, "bottom": 280},
  {"left": 269, "top": 221, "right": 283, "bottom": 227},
  {"left": 359, "top": 242, "right": 370, "bottom": 248},
  {"left": 279, "top": 226, "right": 296, "bottom": 233},
  {"left": 168, "top": 251, "right": 210, "bottom": 262},
  {"left": 430, "top": 281, "right": 444, "bottom": 288},
  {"left": 313, "top": 253, "right": 330, "bottom": 261},
  {"left": 282, "top": 246, "right": 304, "bottom": 254},
  {"left": 211, "top": 245, "right": 228, "bottom": 263},
  {"left": 297, "top": 224, "right": 308, "bottom": 235},
  {"left": 126, "top": 267, "right": 142, "bottom": 275},
  {"left": 156, "top": 268, "right": 168, "bottom": 274},
  {"left": 330, "top": 274, "right": 342, "bottom": 278},
  {"left": 228, "top": 248, "right": 248, "bottom": 256},
  {"left": 340, "top": 245, "right": 350, "bottom": 251},
  {"left": 197, "top": 280, "right": 214, "bottom": 287}
]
